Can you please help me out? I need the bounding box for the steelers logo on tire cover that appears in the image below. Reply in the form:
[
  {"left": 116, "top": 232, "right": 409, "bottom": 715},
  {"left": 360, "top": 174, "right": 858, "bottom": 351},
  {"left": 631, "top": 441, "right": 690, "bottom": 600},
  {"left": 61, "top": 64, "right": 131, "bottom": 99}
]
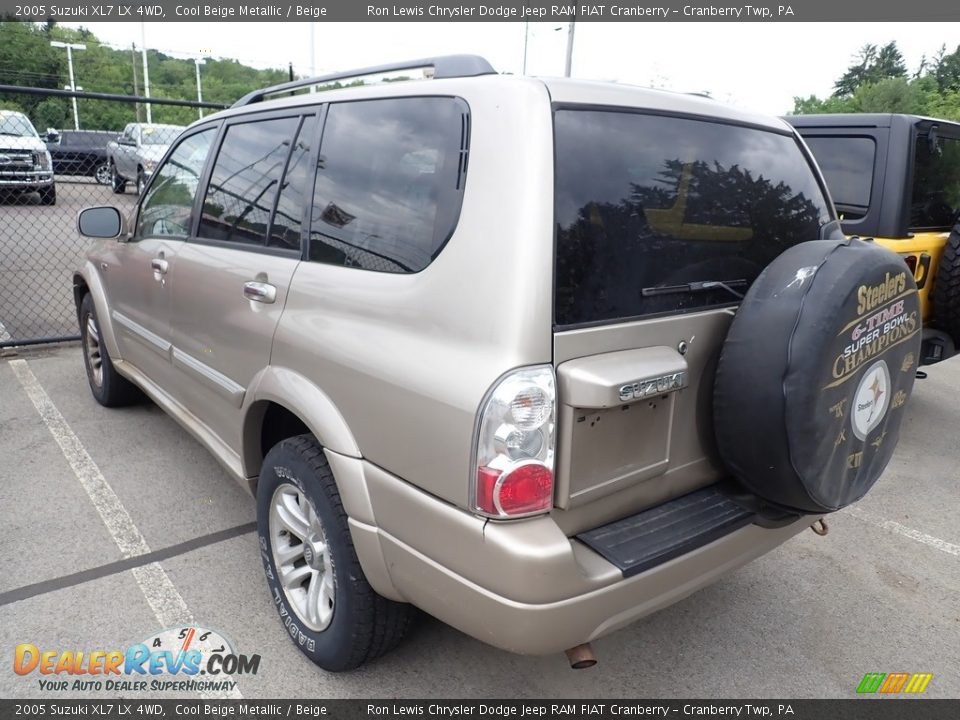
[{"left": 714, "top": 238, "right": 922, "bottom": 514}]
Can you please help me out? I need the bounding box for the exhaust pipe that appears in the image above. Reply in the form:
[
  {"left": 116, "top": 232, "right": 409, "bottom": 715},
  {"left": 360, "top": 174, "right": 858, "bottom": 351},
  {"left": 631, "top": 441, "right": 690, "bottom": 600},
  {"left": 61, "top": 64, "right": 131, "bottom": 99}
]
[{"left": 564, "top": 643, "right": 597, "bottom": 669}]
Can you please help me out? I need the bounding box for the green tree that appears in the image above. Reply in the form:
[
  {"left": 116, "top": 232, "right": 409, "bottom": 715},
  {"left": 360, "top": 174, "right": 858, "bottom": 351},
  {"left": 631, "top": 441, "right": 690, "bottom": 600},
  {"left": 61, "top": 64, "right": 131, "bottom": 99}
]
[
  {"left": 834, "top": 42, "right": 907, "bottom": 97},
  {"left": 0, "top": 20, "right": 293, "bottom": 132},
  {"left": 32, "top": 96, "right": 68, "bottom": 129},
  {"left": 931, "top": 44, "right": 960, "bottom": 93}
]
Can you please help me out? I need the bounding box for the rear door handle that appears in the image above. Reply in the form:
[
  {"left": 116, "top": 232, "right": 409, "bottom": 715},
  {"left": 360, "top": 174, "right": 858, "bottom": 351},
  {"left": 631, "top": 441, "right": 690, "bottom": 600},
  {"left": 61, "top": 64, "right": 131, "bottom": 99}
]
[
  {"left": 150, "top": 258, "right": 168, "bottom": 275},
  {"left": 243, "top": 281, "right": 277, "bottom": 304}
]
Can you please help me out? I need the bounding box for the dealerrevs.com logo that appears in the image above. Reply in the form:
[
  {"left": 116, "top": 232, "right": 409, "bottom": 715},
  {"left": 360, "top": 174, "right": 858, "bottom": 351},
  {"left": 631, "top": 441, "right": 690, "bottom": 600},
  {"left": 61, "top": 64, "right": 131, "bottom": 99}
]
[{"left": 13, "top": 626, "right": 260, "bottom": 693}]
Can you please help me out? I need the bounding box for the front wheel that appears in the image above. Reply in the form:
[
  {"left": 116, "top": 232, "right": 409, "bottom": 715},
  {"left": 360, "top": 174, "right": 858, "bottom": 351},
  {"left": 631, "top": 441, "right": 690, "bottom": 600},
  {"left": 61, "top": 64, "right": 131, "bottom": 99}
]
[
  {"left": 111, "top": 163, "right": 126, "bottom": 194},
  {"left": 38, "top": 185, "right": 56, "bottom": 206},
  {"left": 136, "top": 168, "right": 146, "bottom": 196},
  {"left": 79, "top": 294, "right": 141, "bottom": 407},
  {"left": 256, "top": 435, "right": 415, "bottom": 671}
]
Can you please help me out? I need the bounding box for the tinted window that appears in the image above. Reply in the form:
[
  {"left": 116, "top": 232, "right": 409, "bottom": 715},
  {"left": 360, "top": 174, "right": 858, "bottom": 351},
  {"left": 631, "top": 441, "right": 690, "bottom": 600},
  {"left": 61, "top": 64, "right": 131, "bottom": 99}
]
[
  {"left": 911, "top": 133, "right": 960, "bottom": 230},
  {"left": 136, "top": 128, "right": 215, "bottom": 239},
  {"left": 62, "top": 131, "right": 113, "bottom": 148},
  {"left": 803, "top": 136, "right": 876, "bottom": 219},
  {"left": 554, "top": 110, "right": 832, "bottom": 326},
  {"left": 199, "top": 116, "right": 301, "bottom": 246},
  {"left": 268, "top": 116, "right": 316, "bottom": 251},
  {"left": 309, "top": 97, "right": 468, "bottom": 273}
]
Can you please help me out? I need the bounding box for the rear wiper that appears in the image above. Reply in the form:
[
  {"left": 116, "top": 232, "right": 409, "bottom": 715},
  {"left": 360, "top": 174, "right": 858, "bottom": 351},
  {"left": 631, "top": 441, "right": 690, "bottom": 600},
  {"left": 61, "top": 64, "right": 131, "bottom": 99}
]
[{"left": 641, "top": 279, "right": 747, "bottom": 299}]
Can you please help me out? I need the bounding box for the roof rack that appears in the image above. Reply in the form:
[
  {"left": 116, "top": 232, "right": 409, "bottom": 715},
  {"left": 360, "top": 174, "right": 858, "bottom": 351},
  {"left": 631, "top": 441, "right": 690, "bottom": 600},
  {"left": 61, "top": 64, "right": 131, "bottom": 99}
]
[{"left": 232, "top": 55, "right": 497, "bottom": 108}]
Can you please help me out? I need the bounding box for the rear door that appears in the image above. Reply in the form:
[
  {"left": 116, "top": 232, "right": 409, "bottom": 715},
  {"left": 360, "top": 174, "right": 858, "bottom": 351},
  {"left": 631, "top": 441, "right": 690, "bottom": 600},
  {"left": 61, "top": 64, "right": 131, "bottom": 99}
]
[
  {"left": 550, "top": 108, "right": 834, "bottom": 533},
  {"left": 166, "top": 111, "right": 317, "bottom": 445}
]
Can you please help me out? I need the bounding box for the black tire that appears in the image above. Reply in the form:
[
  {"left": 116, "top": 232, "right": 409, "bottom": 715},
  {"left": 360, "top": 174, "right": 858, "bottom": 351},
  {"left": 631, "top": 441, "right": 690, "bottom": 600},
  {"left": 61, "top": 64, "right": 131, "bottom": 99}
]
[
  {"left": 714, "top": 239, "right": 922, "bottom": 514},
  {"left": 38, "top": 185, "right": 56, "bottom": 206},
  {"left": 257, "top": 434, "right": 415, "bottom": 671},
  {"left": 79, "top": 294, "right": 142, "bottom": 407},
  {"left": 932, "top": 223, "right": 960, "bottom": 345},
  {"left": 136, "top": 168, "right": 146, "bottom": 196},
  {"left": 111, "top": 163, "right": 126, "bottom": 194}
]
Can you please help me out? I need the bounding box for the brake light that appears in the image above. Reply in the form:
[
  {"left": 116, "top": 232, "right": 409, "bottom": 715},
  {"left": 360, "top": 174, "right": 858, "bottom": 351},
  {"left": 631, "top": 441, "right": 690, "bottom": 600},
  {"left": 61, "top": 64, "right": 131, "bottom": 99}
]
[{"left": 473, "top": 366, "right": 556, "bottom": 518}]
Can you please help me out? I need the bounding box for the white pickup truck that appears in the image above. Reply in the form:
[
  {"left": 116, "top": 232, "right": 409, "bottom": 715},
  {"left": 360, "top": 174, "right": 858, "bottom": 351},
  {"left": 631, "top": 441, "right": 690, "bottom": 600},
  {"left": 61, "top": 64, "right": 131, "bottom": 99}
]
[
  {"left": 0, "top": 109, "right": 56, "bottom": 205},
  {"left": 106, "top": 122, "right": 184, "bottom": 195}
]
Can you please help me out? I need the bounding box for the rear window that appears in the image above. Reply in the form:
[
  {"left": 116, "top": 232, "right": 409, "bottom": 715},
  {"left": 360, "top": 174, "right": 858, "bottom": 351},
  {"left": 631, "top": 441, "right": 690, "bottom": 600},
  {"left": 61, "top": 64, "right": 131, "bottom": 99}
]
[
  {"left": 910, "top": 132, "right": 960, "bottom": 230},
  {"left": 554, "top": 109, "right": 832, "bottom": 327},
  {"left": 803, "top": 136, "right": 876, "bottom": 219}
]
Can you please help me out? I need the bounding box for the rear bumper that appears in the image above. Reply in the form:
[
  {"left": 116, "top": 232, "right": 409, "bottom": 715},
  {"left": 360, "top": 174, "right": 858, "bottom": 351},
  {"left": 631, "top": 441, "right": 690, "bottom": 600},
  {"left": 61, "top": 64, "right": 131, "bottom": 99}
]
[{"left": 332, "top": 452, "right": 812, "bottom": 655}]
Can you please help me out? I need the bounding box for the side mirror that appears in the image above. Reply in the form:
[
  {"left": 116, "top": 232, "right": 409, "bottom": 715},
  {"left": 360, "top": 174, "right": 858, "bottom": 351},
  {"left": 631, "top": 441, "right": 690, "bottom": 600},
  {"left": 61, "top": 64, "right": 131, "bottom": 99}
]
[
  {"left": 45, "top": 129, "right": 60, "bottom": 143},
  {"left": 78, "top": 206, "right": 125, "bottom": 239}
]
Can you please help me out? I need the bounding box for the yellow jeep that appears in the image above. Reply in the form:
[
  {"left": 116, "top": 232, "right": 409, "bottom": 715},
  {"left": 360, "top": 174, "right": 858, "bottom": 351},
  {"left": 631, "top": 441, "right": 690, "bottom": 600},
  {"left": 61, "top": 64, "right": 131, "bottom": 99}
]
[{"left": 787, "top": 113, "right": 960, "bottom": 366}]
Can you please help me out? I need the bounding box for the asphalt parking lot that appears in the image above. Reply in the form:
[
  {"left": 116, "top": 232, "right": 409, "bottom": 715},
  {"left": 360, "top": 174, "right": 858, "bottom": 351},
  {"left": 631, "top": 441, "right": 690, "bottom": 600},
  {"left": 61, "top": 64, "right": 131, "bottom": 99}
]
[
  {"left": 0, "top": 343, "right": 958, "bottom": 699},
  {"left": 0, "top": 180, "right": 137, "bottom": 344}
]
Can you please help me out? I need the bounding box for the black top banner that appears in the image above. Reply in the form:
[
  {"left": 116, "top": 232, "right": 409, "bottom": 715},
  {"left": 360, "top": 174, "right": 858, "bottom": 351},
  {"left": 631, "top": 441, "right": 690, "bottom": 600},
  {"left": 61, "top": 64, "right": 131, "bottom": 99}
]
[{"left": 1, "top": 0, "right": 959, "bottom": 22}]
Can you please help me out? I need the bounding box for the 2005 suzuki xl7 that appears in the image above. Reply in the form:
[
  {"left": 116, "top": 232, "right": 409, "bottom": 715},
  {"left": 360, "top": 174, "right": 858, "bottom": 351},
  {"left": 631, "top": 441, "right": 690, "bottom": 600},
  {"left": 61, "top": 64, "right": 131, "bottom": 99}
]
[{"left": 74, "top": 55, "right": 922, "bottom": 671}]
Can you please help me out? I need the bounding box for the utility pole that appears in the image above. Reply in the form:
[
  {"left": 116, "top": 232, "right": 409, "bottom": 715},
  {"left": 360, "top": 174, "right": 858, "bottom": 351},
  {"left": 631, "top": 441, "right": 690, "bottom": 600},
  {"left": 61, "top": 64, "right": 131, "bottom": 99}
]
[
  {"left": 131, "top": 43, "right": 142, "bottom": 122},
  {"left": 140, "top": 22, "right": 152, "bottom": 123},
  {"left": 308, "top": 23, "right": 317, "bottom": 92},
  {"left": 50, "top": 40, "right": 86, "bottom": 130},
  {"left": 564, "top": 20, "right": 576, "bottom": 78},
  {"left": 194, "top": 57, "right": 205, "bottom": 119},
  {"left": 522, "top": 22, "right": 530, "bottom": 75}
]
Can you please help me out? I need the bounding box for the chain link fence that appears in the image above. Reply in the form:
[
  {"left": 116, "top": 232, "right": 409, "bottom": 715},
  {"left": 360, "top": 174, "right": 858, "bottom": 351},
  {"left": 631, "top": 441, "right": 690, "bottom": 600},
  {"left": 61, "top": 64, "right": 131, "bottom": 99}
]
[{"left": 0, "top": 86, "right": 225, "bottom": 348}]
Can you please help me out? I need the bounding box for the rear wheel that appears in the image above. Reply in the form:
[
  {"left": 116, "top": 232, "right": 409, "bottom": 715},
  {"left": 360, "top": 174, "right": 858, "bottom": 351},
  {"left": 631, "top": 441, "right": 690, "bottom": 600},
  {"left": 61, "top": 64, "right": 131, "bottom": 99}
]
[
  {"left": 932, "top": 224, "right": 960, "bottom": 345},
  {"left": 79, "top": 294, "right": 141, "bottom": 407},
  {"left": 257, "top": 434, "right": 415, "bottom": 671},
  {"left": 94, "top": 163, "right": 111, "bottom": 185}
]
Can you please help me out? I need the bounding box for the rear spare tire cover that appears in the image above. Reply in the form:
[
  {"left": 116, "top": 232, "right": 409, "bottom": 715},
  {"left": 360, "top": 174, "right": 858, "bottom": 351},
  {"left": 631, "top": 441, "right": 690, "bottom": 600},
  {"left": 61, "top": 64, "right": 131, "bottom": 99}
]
[{"left": 714, "top": 239, "right": 922, "bottom": 514}]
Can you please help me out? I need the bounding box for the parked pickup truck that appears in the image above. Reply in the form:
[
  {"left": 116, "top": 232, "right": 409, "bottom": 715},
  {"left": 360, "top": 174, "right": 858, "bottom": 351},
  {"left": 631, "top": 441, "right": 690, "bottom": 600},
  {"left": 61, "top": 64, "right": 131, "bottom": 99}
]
[
  {"left": 107, "top": 122, "right": 184, "bottom": 195},
  {"left": 46, "top": 129, "right": 116, "bottom": 185},
  {"left": 0, "top": 109, "right": 56, "bottom": 205}
]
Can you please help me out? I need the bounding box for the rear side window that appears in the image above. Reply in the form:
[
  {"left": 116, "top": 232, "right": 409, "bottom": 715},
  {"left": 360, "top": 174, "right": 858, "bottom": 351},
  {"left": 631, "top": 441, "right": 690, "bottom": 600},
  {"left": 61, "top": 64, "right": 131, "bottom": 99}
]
[
  {"left": 911, "top": 133, "right": 960, "bottom": 230},
  {"left": 198, "top": 116, "right": 301, "bottom": 247},
  {"left": 554, "top": 110, "right": 832, "bottom": 327},
  {"left": 803, "top": 136, "right": 876, "bottom": 219},
  {"left": 268, "top": 116, "right": 316, "bottom": 252},
  {"left": 308, "top": 97, "right": 468, "bottom": 273}
]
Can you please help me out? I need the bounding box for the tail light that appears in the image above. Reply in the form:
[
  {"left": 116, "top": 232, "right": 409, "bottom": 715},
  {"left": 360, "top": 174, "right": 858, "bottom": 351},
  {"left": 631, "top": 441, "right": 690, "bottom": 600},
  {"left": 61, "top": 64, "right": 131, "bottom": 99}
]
[{"left": 472, "top": 366, "right": 556, "bottom": 518}]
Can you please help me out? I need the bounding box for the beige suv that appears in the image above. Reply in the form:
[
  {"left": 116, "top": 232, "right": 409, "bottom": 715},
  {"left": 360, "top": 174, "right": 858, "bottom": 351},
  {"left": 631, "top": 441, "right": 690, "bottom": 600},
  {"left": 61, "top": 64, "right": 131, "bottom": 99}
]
[{"left": 74, "top": 55, "right": 922, "bottom": 672}]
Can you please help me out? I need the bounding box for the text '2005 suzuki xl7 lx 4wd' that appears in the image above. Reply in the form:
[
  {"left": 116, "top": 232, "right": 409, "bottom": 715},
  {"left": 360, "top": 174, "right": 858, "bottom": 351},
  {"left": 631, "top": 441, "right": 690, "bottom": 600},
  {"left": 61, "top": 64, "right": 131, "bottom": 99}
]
[{"left": 74, "top": 56, "right": 922, "bottom": 671}]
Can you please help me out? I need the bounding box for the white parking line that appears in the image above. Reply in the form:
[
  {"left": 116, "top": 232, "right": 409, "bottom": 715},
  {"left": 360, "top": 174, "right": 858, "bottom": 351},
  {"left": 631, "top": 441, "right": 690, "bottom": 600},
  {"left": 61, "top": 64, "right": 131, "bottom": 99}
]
[
  {"left": 8, "top": 358, "right": 242, "bottom": 699},
  {"left": 843, "top": 505, "right": 960, "bottom": 558}
]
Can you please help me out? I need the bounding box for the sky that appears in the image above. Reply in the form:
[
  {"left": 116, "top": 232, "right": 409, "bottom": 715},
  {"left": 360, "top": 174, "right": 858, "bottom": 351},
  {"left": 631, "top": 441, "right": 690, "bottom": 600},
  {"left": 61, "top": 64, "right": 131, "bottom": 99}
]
[{"left": 58, "top": 22, "right": 958, "bottom": 115}]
